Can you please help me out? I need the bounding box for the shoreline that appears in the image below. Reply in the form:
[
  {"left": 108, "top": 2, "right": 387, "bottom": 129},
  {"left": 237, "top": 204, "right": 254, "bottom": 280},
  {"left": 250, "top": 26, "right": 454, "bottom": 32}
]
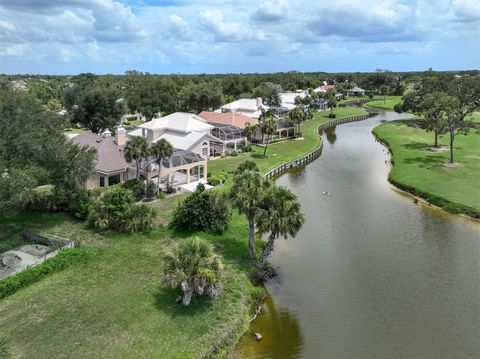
[{"left": 373, "top": 131, "right": 480, "bottom": 221}]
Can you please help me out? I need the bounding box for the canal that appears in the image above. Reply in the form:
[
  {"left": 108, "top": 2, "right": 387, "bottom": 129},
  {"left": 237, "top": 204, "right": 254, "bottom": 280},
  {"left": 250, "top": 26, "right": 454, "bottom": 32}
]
[{"left": 234, "top": 109, "right": 480, "bottom": 359}]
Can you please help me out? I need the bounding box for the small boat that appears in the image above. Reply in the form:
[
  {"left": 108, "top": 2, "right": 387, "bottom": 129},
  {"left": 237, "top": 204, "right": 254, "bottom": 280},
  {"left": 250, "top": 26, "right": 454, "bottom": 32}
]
[{"left": 322, "top": 191, "right": 329, "bottom": 196}]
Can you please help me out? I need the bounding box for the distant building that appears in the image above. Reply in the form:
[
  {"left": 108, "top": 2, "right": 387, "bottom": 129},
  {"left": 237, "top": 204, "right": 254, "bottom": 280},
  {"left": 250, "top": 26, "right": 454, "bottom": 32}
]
[
  {"left": 219, "top": 98, "right": 269, "bottom": 119},
  {"left": 347, "top": 86, "right": 366, "bottom": 97}
]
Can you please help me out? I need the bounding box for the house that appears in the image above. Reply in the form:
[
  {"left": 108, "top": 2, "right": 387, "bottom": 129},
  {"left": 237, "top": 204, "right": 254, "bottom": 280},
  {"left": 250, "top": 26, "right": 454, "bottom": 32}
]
[
  {"left": 73, "top": 126, "right": 208, "bottom": 190},
  {"left": 72, "top": 130, "right": 129, "bottom": 189},
  {"left": 269, "top": 91, "right": 308, "bottom": 116},
  {"left": 129, "top": 112, "right": 240, "bottom": 157},
  {"left": 198, "top": 111, "right": 254, "bottom": 151},
  {"left": 219, "top": 98, "right": 269, "bottom": 119},
  {"left": 347, "top": 86, "right": 366, "bottom": 97},
  {"left": 129, "top": 112, "right": 217, "bottom": 157},
  {"left": 313, "top": 82, "right": 335, "bottom": 94}
]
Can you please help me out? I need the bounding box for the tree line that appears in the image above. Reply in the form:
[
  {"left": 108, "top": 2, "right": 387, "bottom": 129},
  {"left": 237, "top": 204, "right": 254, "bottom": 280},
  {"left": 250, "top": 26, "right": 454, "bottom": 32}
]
[{"left": 399, "top": 74, "right": 480, "bottom": 163}]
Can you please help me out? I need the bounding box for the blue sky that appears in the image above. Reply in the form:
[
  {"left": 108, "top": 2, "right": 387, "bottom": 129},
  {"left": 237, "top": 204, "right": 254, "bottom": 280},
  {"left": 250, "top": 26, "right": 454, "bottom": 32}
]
[{"left": 0, "top": 0, "right": 479, "bottom": 74}]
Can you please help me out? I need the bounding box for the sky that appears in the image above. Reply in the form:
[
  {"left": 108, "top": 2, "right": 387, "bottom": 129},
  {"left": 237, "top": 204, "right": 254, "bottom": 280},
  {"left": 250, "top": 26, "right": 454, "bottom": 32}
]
[{"left": 0, "top": 0, "right": 479, "bottom": 74}]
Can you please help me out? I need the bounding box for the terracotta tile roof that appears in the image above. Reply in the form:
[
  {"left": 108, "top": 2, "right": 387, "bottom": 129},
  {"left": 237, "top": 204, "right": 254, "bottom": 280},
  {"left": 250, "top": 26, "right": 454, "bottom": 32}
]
[
  {"left": 72, "top": 132, "right": 128, "bottom": 174},
  {"left": 197, "top": 111, "right": 259, "bottom": 129}
]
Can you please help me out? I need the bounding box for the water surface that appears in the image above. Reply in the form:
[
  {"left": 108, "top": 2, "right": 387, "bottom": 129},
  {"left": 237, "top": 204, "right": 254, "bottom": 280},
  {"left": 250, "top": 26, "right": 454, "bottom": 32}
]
[{"left": 235, "top": 110, "right": 480, "bottom": 359}]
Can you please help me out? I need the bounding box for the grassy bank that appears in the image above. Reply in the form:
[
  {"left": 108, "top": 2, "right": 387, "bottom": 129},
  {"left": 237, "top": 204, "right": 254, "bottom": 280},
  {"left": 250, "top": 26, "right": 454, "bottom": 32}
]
[
  {"left": 365, "top": 96, "right": 402, "bottom": 111},
  {"left": 373, "top": 120, "right": 480, "bottom": 218},
  {"left": 0, "top": 210, "right": 259, "bottom": 359},
  {"left": 208, "top": 106, "right": 367, "bottom": 177},
  {"left": 0, "top": 105, "right": 368, "bottom": 358}
]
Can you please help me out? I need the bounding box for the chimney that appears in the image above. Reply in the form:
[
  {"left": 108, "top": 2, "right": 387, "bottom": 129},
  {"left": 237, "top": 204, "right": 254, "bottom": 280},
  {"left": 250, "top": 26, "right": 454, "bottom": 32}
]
[
  {"left": 256, "top": 97, "right": 263, "bottom": 108},
  {"left": 115, "top": 126, "right": 126, "bottom": 146},
  {"left": 102, "top": 129, "right": 111, "bottom": 138}
]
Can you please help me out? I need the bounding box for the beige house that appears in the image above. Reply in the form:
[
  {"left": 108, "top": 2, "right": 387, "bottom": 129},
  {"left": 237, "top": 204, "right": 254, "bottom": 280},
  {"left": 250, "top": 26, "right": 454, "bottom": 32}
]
[{"left": 72, "top": 130, "right": 129, "bottom": 189}]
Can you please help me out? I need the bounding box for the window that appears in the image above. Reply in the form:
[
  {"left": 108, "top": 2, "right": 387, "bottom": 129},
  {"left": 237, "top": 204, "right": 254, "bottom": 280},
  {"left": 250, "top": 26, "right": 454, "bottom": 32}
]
[
  {"left": 202, "top": 141, "right": 208, "bottom": 157},
  {"left": 108, "top": 174, "right": 121, "bottom": 186},
  {"left": 99, "top": 176, "right": 105, "bottom": 187}
]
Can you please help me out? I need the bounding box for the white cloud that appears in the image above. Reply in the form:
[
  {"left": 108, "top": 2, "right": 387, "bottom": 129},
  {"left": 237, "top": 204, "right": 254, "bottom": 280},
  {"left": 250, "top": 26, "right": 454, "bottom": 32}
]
[
  {"left": 199, "top": 9, "right": 265, "bottom": 42},
  {"left": 450, "top": 0, "right": 480, "bottom": 22},
  {"left": 0, "top": 19, "right": 16, "bottom": 32},
  {"left": 165, "top": 14, "right": 192, "bottom": 40},
  {"left": 251, "top": 0, "right": 289, "bottom": 22}
]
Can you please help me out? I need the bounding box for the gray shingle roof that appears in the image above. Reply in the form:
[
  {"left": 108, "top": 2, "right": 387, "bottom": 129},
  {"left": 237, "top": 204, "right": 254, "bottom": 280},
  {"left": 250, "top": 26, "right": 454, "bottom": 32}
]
[{"left": 72, "top": 132, "right": 128, "bottom": 174}]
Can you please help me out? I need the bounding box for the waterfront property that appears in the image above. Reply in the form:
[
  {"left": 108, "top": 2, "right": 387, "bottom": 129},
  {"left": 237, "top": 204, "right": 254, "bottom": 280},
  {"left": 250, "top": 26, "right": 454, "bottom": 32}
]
[{"left": 347, "top": 86, "right": 366, "bottom": 97}]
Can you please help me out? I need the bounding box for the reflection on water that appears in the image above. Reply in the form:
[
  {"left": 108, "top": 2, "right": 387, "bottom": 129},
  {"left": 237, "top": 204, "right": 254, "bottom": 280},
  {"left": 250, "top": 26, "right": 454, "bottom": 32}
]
[
  {"left": 322, "top": 126, "right": 337, "bottom": 145},
  {"left": 233, "top": 297, "right": 303, "bottom": 359},
  {"left": 234, "top": 110, "right": 480, "bottom": 359}
]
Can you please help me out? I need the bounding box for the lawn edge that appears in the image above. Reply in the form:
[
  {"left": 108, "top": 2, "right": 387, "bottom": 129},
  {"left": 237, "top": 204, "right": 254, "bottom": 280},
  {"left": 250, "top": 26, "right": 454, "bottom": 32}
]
[{"left": 372, "top": 122, "right": 480, "bottom": 220}]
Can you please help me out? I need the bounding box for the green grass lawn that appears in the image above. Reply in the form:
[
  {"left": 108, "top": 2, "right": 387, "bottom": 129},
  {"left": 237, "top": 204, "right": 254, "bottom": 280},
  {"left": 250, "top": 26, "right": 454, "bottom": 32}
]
[
  {"left": 0, "top": 105, "right": 368, "bottom": 358},
  {"left": 208, "top": 106, "right": 367, "bottom": 177},
  {"left": 373, "top": 120, "right": 480, "bottom": 217},
  {"left": 0, "top": 210, "right": 258, "bottom": 359},
  {"left": 365, "top": 96, "right": 403, "bottom": 111}
]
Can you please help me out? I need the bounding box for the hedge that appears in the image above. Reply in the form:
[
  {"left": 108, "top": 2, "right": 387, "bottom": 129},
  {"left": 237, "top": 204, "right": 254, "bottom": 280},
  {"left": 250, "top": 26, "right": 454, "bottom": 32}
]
[{"left": 0, "top": 247, "right": 92, "bottom": 300}]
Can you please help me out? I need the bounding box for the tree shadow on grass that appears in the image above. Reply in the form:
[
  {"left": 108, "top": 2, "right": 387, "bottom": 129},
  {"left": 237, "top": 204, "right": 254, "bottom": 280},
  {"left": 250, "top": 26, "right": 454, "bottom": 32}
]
[
  {"left": 402, "top": 142, "right": 430, "bottom": 151},
  {"left": 153, "top": 285, "right": 214, "bottom": 317},
  {"left": 404, "top": 154, "right": 445, "bottom": 169},
  {"left": 250, "top": 153, "right": 265, "bottom": 159}
]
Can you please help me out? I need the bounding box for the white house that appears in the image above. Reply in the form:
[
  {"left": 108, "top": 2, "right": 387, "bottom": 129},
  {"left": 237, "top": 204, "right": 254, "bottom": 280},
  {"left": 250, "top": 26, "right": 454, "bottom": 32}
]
[
  {"left": 219, "top": 98, "right": 269, "bottom": 119},
  {"left": 279, "top": 91, "right": 307, "bottom": 111},
  {"left": 347, "top": 86, "right": 366, "bottom": 97}
]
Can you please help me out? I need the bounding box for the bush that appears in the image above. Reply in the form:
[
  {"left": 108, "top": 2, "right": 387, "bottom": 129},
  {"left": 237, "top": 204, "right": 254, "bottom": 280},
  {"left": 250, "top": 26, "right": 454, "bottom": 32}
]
[
  {"left": 122, "top": 179, "right": 145, "bottom": 201},
  {"left": 0, "top": 337, "right": 10, "bottom": 359},
  {"left": 124, "top": 204, "right": 156, "bottom": 232},
  {"left": 88, "top": 187, "right": 156, "bottom": 232},
  {"left": 239, "top": 144, "right": 252, "bottom": 152},
  {"left": 145, "top": 181, "right": 157, "bottom": 199},
  {"left": 0, "top": 247, "right": 91, "bottom": 300},
  {"left": 171, "top": 184, "right": 231, "bottom": 233},
  {"left": 70, "top": 189, "right": 93, "bottom": 220},
  {"left": 229, "top": 150, "right": 238, "bottom": 156},
  {"left": 157, "top": 191, "right": 166, "bottom": 200},
  {"left": 328, "top": 113, "right": 336, "bottom": 118},
  {"left": 208, "top": 176, "right": 222, "bottom": 186}
]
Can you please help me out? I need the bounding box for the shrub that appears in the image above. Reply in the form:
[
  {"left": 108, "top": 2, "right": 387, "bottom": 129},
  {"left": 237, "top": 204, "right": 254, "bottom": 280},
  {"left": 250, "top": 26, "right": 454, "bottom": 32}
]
[
  {"left": 208, "top": 176, "right": 222, "bottom": 186},
  {"left": 171, "top": 184, "right": 231, "bottom": 233},
  {"left": 124, "top": 204, "right": 156, "bottom": 233},
  {"left": 0, "top": 247, "right": 91, "bottom": 300},
  {"left": 145, "top": 181, "right": 157, "bottom": 199},
  {"left": 0, "top": 337, "right": 9, "bottom": 359},
  {"left": 229, "top": 150, "right": 238, "bottom": 156},
  {"left": 122, "top": 179, "right": 145, "bottom": 201},
  {"left": 328, "top": 113, "right": 336, "bottom": 118},
  {"left": 157, "top": 191, "right": 166, "bottom": 200},
  {"left": 70, "top": 189, "right": 94, "bottom": 220},
  {"left": 88, "top": 187, "right": 156, "bottom": 232}
]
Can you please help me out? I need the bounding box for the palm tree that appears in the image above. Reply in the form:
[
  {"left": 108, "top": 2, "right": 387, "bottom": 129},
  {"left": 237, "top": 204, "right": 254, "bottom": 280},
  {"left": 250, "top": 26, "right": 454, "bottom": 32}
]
[
  {"left": 326, "top": 89, "right": 337, "bottom": 117},
  {"left": 230, "top": 167, "right": 270, "bottom": 260},
  {"left": 262, "top": 114, "right": 277, "bottom": 157},
  {"left": 244, "top": 122, "right": 257, "bottom": 145},
  {"left": 288, "top": 107, "right": 307, "bottom": 137},
  {"left": 256, "top": 186, "right": 304, "bottom": 266},
  {"left": 235, "top": 159, "right": 259, "bottom": 175},
  {"left": 150, "top": 139, "right": 173, "bottom": 193},
  {"left": 163, "top": 237, "right": 223, "bottom": 306},
  {"left": 124, "top": 136, "right": 149, "bottom": 180}
]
